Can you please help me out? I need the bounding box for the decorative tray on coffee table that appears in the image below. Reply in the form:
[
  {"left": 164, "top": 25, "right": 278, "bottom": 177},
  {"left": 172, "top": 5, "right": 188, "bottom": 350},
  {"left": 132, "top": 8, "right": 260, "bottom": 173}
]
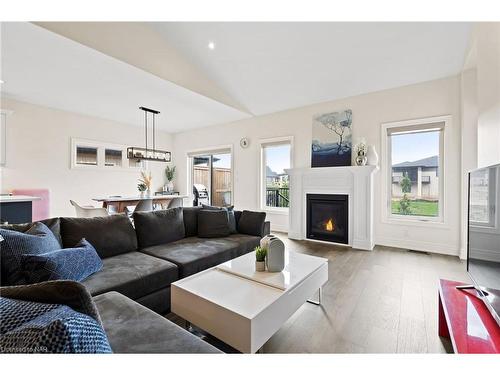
[{"left": 216, "top": 250, "right": 327, "bottom": 291}]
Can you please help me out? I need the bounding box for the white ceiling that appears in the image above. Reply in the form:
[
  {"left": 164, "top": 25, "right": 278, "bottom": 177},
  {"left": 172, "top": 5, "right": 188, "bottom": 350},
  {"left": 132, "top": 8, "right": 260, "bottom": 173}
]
[
  {"left": 1, "top": 22, "right": 472, "bottom": 133},
  {"left": 151, "top": 22, "right": 472, "bottom": 116},
  {"left": 0, "top": 22, "right": 250, "bottom": 132}
]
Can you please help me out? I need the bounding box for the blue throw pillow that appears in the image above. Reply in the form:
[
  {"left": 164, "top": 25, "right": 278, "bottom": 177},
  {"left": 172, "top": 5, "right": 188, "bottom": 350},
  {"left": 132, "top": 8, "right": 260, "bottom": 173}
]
[
  {"left": 0, "top": 222, "right": 62, "bottom": 285},
  {"left": 0, "top": 297, "right": 112, "bottom": 353},
  {"left": 20, "top": 239, "right": 103, "bottom": 284}
]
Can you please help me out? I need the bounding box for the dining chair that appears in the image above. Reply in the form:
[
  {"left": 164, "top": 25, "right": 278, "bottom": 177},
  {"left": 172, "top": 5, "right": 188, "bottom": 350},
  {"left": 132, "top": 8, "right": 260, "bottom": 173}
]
[
  {"left": 70, "top": 200, "right": 109, "bottom": 218},
  {"left": 135, "top": 199, "right": 153, "bottom": 212},
  {"left": 166, "top": 197, "right": 183, "bottom": 209},
  {"left": 124, "top": 198, "right": 153, "bottom": 218}
]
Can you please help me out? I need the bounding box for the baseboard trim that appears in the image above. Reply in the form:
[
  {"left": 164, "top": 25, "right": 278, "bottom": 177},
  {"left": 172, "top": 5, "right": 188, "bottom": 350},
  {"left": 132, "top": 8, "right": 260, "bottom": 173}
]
[
  {"left": 376, "top": 236, "right": 459, "bottom": 256},
  {"left": 270, "top": 224, "right": 288, "bottom": 233},
  {"left": 352, "top": 239, "right": 374, "bottom": 251}
]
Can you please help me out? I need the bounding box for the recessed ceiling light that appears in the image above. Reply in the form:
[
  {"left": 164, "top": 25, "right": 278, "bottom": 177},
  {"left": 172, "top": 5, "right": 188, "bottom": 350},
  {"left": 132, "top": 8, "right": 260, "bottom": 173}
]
[
  {"left": 208, "top": 41, "right": 216, "bottom": 50},
  {"left": 0, "top": 80, "right": 4, "bottom": 84}
]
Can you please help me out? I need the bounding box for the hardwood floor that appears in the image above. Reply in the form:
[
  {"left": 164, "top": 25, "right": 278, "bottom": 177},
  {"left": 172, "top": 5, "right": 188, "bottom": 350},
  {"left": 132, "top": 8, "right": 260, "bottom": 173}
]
[{"left": 170, "top": 233, "right": 469, "bottom": 353}]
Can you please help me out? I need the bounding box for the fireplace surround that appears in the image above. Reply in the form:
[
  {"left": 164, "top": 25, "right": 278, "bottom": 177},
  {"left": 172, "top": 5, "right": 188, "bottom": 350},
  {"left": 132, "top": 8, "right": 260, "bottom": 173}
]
[
  {"left": 306, "top": 194, "right": 348, "bottom": 244},
  {"left": 286, "top": 165, "right": 378, "bottom": 250}
]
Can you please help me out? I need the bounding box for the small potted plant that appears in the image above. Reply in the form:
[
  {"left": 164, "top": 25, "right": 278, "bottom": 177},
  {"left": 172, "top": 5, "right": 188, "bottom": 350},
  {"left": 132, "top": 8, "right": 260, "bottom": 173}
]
[
  {"left": 165, "top": 166, "right": 176, "bottom": 192},
  {"left": 137, "top": 183, "right": 147, "bottom": 197},
  {"left": 255, "top": 246, "right": 267, "bottom": 272},
  {"left": 138, "top": 170, "right": 153, "bottom": 195}
]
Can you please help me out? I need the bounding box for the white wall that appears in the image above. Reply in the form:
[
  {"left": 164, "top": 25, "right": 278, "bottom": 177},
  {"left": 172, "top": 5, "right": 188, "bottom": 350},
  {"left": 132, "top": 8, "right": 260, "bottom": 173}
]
[
  {"left": 0, "top": 97, "right": 174, "bottom": 217},
  {"left": 173, "top": 76, "right": 462, "bottom": 255},
  {"left": 476, "top": 23, "right": 500, "bottom": 167}
]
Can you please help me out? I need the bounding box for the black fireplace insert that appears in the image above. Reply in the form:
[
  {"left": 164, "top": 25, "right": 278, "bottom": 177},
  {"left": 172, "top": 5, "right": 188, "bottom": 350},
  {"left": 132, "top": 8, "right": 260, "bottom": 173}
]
[{"left": 306, "top": 194, "right": 348, "bottom": 244}]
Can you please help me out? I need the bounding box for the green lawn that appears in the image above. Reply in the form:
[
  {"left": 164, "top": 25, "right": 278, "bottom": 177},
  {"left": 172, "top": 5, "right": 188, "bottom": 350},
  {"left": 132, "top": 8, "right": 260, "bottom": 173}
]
[{"left": 391, "top": 199, "right": 439, "bottom": 217}]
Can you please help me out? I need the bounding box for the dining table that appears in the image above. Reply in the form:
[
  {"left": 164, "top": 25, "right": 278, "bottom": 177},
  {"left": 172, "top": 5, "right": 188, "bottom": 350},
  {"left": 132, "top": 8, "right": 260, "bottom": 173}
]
[{"left": 92, "top": 194, "right": 188, "bottom": 213}]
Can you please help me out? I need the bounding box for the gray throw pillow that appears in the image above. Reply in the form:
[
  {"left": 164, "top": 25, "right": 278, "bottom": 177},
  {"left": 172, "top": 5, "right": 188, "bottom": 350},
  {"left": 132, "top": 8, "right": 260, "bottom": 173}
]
[
  {"left": 0, "top": 222, "right": 62, "bottom": 286},
  {"left": 237, "top": 210, "right": 266, "bottom": 237},
  {"left": 197, "top": 210, "right": 230, "bottom": 238},
  {"left": 182, "top": 206, "right": 202, "bottom": 237},
  {"left": 202, "top": 204, "right": 237, "bottom": 234},
  {"left": 133, "top": 207, "right": 185, "bottom": 248},
  {"left": 60, "top": 215, "right": 137, "bottom": 258}
]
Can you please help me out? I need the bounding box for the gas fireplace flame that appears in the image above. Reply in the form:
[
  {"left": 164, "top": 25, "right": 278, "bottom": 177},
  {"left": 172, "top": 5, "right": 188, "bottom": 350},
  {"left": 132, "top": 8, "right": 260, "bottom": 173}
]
[{"left": 325, "top": 218, "right": 335, "bottom": 232}]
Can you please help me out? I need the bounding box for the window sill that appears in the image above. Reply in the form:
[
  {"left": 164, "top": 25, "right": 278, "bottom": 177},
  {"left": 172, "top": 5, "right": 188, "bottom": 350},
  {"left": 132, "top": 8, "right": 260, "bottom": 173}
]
[
  {"left": 382, "top": 216, "right": 449, "bottom": 229},
  {"left": 262, "top": 208, "right": 289, "bottom": 215}
]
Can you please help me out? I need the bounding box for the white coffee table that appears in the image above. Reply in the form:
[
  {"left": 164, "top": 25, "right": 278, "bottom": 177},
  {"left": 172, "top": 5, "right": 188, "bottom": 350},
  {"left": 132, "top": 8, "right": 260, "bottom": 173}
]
[{"left": 171, "top": 250, "right": 328, "bottom": 353}]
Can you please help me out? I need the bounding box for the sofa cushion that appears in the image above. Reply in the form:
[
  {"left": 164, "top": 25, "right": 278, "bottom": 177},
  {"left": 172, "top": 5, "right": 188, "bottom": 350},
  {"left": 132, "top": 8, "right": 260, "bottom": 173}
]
[
  {"left": 226, "top": 233, "right": 261, "bottom": 255},
  {"left": 0, "top": 218, "right": 62, "bottom": 246},
  {"left": 141, "top": 235, "right": 258, "bottom": 278},
  {"left": 197, "top": 210, "right": 230, "bottom": 238},
  {"left": 60, "top": 215, "right": 137, "bottom": 258},
  {"left": 81, "top": 252, "right": 178, "bottom": 300},
  {"left": 202, "top": 205, "right": 237, "bottom": 234},
  {"left": 182, "top": 206, "right": 201, "bottom": 237},
  {"left": 237, "top": 210, "right": 266, "bottom": 237},
  {"left": 134, "top": 207, "right": 185, "bottom": 248},
  {"left": 94, "top": 291, "right": 221, "bottom": 353},
  {"left": 0, "top": 222, "right": 62, "bottom": 285},
  {"left": 21, "top": 239, "right": 103, "bottom": 284}
]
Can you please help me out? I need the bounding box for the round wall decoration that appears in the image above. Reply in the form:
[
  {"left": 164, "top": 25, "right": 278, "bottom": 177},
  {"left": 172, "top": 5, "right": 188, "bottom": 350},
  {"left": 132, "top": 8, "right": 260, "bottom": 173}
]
[{"left": 240, "top": 137, "right": 250, "bottom": 148}]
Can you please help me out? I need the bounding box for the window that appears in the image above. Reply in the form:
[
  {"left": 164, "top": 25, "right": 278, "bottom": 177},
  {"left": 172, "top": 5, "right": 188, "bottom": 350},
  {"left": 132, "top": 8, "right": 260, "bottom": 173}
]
[
  {"left": 470, "top": 167, "right": 497, "bottom": 227},
  {"left": 76, "top": 146, "right": 98, "bottom": 166},
  {"left": 260, "top": 137, "right": 292, "bottom": 211},
  {"left": 105, "top": 149, "right": 123, "bottom": 167},
  {"left": 188, "top": 147, "right": 233, "bottom": 207},
  {"left": 382, "top": 118, "right": 446, "bottom": 222},
  {"left": 71, "top": 138, "right": 138, "bottom": 171}
]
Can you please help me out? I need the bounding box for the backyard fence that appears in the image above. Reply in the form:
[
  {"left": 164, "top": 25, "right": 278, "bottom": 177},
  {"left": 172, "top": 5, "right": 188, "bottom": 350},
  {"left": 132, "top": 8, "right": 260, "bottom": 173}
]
[{"left": 193, "top": 166, "right": 232, "bottom": 207}]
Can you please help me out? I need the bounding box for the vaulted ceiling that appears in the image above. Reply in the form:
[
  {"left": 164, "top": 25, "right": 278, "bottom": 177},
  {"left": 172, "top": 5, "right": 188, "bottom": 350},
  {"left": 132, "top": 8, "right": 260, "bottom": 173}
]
[{"left": 1, "top": 22, "right": 472, "bottom": 132}]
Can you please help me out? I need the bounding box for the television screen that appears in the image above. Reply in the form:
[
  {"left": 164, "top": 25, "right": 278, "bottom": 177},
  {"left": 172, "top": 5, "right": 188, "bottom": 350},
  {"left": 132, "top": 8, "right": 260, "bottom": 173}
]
[{"left": 468, "top": 164, "right": 500, "bottom": 327}]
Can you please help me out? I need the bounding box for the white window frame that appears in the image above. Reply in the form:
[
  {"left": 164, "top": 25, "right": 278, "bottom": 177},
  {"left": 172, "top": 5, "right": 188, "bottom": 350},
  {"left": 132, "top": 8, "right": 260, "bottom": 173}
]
[
  {"left": 381, "top": 116, "right": 450, "bottom": 226},
  {"left": 186, "top": 144, "right": 234, "bottom": 207},
  {"left": 259, "top": 136, "right": 294, "bottom": 214},
  {"left": 70, "top": 138, "right": 141, "bottom": 171}
]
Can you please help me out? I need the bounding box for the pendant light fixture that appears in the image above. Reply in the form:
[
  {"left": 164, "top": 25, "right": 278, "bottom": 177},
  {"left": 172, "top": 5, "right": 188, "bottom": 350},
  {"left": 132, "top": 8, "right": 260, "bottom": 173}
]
[{"left": 127, "top": 106, "right": 171, "bottom": 162}]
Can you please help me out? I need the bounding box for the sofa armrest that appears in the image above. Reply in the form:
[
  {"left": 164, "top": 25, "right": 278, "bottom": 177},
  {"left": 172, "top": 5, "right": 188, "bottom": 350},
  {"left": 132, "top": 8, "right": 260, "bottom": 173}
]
[{"left": 262, "top": 221, "right": 271, "bottom": 237}]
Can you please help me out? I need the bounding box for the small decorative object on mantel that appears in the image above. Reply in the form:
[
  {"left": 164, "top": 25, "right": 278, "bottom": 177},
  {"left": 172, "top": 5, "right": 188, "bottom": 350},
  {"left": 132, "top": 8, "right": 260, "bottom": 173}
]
[
  {"left": 261, "top": 234, "right": 285, "bottom": 272},
  {"left": 367, "top": 145, "right": 379, "bottom": 166},
  {"left": 164, "top": 166, "right": 176, "bottom": 192},
  {"left": 138, "top": 170, "right": 152, "bottom": 196},
  {"left": 240, "top": 137, "right": 250, "bottom": 149},
  {"left": 255, "top": 246, "right": 267, "bottom": 272},
  {"left": 311, "top": 109, "right": 352, "bottom": 167},
  {"left": 354, "top": 140, "right": 368, "bottom": 166}
]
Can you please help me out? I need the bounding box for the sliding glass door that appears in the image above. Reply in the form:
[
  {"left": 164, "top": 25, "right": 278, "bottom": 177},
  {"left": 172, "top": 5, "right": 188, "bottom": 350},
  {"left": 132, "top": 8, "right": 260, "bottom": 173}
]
[{"left": 191, "top": 151, "right": 232, "bottom": 207}]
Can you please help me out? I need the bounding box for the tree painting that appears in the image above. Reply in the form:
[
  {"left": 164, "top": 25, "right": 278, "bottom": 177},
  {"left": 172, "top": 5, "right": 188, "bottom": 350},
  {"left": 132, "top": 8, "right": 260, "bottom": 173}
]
[{"left": 311, "top": 109, "right": 352, "bottom": 167}]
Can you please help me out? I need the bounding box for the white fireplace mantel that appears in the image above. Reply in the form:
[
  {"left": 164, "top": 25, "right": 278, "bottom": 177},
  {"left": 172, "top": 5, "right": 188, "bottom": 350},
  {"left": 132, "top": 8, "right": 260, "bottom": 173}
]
[{"left": 285, "top": 165, "right": 379, "bottom": 250}]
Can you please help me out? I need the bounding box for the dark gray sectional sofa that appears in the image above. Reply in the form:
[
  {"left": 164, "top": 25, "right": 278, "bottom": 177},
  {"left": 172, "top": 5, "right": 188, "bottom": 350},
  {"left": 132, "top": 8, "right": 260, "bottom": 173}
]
[{"left": 1, "top": 206, "right": 269, "bottom": 353}]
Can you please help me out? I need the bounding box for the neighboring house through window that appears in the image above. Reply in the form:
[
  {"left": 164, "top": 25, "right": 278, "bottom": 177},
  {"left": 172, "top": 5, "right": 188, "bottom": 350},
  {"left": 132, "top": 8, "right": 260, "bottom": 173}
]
[{"left": 381, "top": 116, "right": 447, "bottom": 223}]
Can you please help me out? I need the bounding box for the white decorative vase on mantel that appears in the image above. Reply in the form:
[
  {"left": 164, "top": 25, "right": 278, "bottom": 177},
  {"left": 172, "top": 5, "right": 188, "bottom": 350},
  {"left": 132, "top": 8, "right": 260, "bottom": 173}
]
[
  {"left": 165, "top": 181, "right": 174, "bottom": 193},
  {"left": 367, "top": 145, "right": 379, "bottom": 166}
]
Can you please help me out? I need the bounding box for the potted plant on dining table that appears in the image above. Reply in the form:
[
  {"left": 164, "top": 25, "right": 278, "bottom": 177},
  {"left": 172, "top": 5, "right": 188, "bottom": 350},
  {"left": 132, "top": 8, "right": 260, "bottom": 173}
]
[{"left": 138, "top": 170, "right": 152, "bottom": 196}]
